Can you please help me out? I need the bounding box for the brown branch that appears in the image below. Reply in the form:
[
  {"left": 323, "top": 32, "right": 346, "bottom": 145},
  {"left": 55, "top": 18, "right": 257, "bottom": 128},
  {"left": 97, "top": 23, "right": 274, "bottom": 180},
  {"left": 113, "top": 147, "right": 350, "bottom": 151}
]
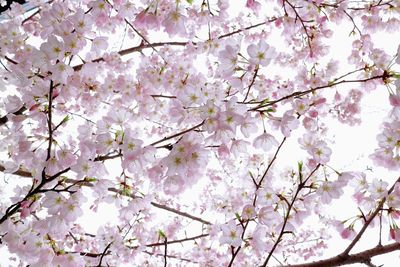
[
  {"left": 254, "top": 137, "right": 287, "bottom": 195},
  {"left": 148, "top": 120, "right": 205, "bottom": 147},
  {"left": 0, "top": 167, "right": 71, "bottom": 225},
  {"left": 69, "top": 232, "right": 208, "bottom": 261},
  {"left": 21, "top": 8, "right": 41, "bottom": 25},
  {"left": 242, "top": 66, "right": 259, "bottom": 103},
  {"left": 341, "top": 176, "right": 400, "bottom": 255},
  {"left": 343, "top": 10, "right": 362, "bottom": 36},
  {"left": 96, "top": 242, "right": 112, "bottom": 267},
  {"left": 46, "top": 80, "right": 54, "bottom": 161},
  {"left": 261, "top": 164, "right": 321, "bottom": 266},
  {"left": 150, "top": 202, "right": 211, "bottom": 225},
  {"left": 250, "top": 73, "right": 390, "bottom": 111},
  {"left": 228, "top": 137, "right": 288, "bottom": 266},
  {"left": 79, "top": 251, "right": 111, "bottom": 258},
  {"left": 142, "top": 250, "right": 198, "bottom": 264},
  {"left": 0, "top": 164, "right": 212, "bottom": 225},
  {"left": 217, "top": 19, "right": 277, "bottom": 39},
  {"left": 283, "top": 0, "right": 313, "bottom": 53},
  {"left": 163, "top": 237, "right": 167, "bottom": 267},
  {"left": 0, "top": 106, "right": 27, "bottom": 126},
  {"left": 282, "top": 242, "right": 400, "bottom": 267},
  {"left": 72, "top": 19, "right": 276, "bottom": 71},
  {"left": 123, "top": 18, "right": 167, "bottom": 63},
  {"left": 4, "top": 56, "right": 18, "bottom": 65},
  {"left": 151, "top": 94, "right": 177, "bottom": 99},
  {"left": 94, "top": 151, "right": 122, "bottom": 162},
  {"left": 144, "top": 233, "right": 209, "bottom": 247}
]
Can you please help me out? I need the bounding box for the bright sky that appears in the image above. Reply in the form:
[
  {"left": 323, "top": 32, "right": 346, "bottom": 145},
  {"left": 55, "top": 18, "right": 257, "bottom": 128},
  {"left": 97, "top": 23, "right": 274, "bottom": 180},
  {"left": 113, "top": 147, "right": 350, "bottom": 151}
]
[{"left": 1, "top": 1, "right": 400, "bottom": 267}]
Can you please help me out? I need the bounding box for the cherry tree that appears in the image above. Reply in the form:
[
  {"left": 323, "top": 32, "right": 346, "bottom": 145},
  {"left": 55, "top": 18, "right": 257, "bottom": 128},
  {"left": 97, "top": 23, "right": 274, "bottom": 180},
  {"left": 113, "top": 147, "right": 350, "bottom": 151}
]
[{"left": 0, "top": 0, "right": 400, "bottom": 266}]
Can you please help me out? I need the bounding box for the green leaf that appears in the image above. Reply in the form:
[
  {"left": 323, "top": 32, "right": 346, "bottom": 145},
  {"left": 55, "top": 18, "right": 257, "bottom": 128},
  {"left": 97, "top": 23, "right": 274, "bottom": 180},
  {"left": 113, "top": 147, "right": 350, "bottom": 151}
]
[
  {"left": 260, "top": 98, "right": 270, "bottom": 105},
  {"left": 121, "top": 186, "right": 131, "bottom": 196},
  {"left": 158, "top": 230, "right": 166, "bottom": 238},
  {"left": 249, "top": 171, "right": 254, "bottom": 179},
  {"left": 62, "top": 115, "right": 70, "bottom": 123},
  {"left": 235, "top": 212, "right": 241, "bottom": 221},
  {"left": 298, "top": 161, "right": 303, "bottom": 182},
  {"left": 85, "top": 177, "right": 97, "bottom": 182},
  {"left": 186, "top": 0, "right": 194, "bottom": 4},
  {"left": 297, "top": 161, "right": 303, "bottom": 172}
]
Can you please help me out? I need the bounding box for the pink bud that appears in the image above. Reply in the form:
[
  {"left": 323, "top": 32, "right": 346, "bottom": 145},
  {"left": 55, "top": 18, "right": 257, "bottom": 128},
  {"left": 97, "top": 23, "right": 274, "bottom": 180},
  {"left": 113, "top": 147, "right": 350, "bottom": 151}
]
[
  {"left": 390, "top": 228, "right": 396, "bottom": 240},
  {"left": 246, "top": 0, "right": 255, "bottom": 8},
  {"left": 218, "top": 144, "right": 230, "bottom": 158},
  {"left": 309, "top": 109, "right": 319, "bottom": 118},
  {"left": 20, "top": 208, "right": 30, "bottom": 219},
  {"left": 389, "top": 94, "right": 400, "bottom": 107},
  {"left": 313, "top": 98, "right": 326, "bottom": 105},
  {"left": 334, "top": 91, "right": 341, "bottom": 101},
  {"left": 340, "top": 228, "right": 354, "bottom": 239}
]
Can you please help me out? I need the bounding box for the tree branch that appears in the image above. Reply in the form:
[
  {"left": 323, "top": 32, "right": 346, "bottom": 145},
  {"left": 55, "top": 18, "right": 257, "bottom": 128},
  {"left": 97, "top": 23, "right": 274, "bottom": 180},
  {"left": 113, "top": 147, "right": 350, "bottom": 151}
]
[
  {"left": 0, "top": 164, "right": 212, "bottom": 225},
  {"left": 261, "top": 164, "right": 321, "bottom": 266},
  {"left": 341, "top": 176, "right": 400, "bottom": 256},
  {"left": 282, "top": 242, "right": 400, "bottom": 267},
  {"left": 250, "top": 73, "right": 391, "bottom": 111}
]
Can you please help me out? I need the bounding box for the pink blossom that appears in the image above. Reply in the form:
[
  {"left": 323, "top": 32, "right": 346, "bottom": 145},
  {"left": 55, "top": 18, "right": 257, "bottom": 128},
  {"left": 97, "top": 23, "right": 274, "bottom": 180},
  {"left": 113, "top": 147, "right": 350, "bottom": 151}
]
[
  {"left": 369, "top": 179, "right": 388, "bottom": 199},
  {"left": 230, "top": 139, "right": 250, "bottom": 156},
  {"left": 219, "top": 220, "right": 243, "bottom": 247},
  {"left": 91, "top": 36, "right": 108, "bottom": 55},
  {"left": 218, "top": 143, "right": 230, "bottom": 158},
  {"left": 349, "top": 172, "right": 368, "bottom": 191},
  {"left": 253, "top": 132, "right": 279, "bottom": 151},
  {"left": 134, "top": 10, "right": 160, "bottom": 30},
  {"left": 246, "top": 0, "right": 261, "bottom": 12},
  {"left": 219, "top": 45, "right": 239, "bottom": 73},
  {"left": 293, "top": 99, "right": 310, "bottom": 115},
  {"left": 258, "top": 206, "right": 280, "bottom": 226},
  {"left": 389, "top": 94, "right": 400, "bottom": 107},
  {"left": 163, "top": 11, "right": 187, "bottom": 37},
  {"left": 4, "top": 95, "right": 23, "bottom": 113},
  {"left": 341, "top": 227, "right": 356, "bottom": 240},
  {"left": 70, "top": 9, "right": 93, "bottom": 33},
  {"left": 240, "top": 114, "right": 258, "bottom": 138},
  {"left": 40, "top": 36, "right": 65, "bottom": 61},
  {"left": 280, "top": 112, "right": 300, "bottom": 137},
  {"left": 311, "top": 141, "right": 332, "bottom": 164},
  {"left": 257, "top": 188, "right": 278, "bottom": 206},
  {"left": 316, "top": 181, "right": 343, "bottom": 204},
  {"left": 247, "top": 40, "right": 277, "bottom": 66},
  {"left": 50, "top": 61, "right": 73, "bottom": 84},
  {"left": 163, "top": 175, "right": 185, "bottom": 195},
  {"left": 241, "top": 204, "right": 256, "bottom": 220}
]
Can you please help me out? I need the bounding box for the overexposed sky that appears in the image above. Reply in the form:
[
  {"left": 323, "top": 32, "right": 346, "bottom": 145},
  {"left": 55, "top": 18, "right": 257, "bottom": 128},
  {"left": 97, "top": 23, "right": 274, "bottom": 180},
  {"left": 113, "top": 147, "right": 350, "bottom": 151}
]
[{"left": 1, "top": 1, "right": 400, "bottom": 266}]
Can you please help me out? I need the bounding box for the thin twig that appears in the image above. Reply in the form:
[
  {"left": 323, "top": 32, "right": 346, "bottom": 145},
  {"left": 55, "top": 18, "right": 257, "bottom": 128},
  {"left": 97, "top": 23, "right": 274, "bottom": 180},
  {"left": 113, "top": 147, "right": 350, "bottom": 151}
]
[
  {"left": 281, "top": 242, "right": 400, "bottom": 267},
  {"left": 261, "top": 164, "right": 321, "bottom": 266},
  {"left": 341, "top": 176, "right": 400, "bottom": 256},
  {"left": 96, "top": 242, "right": 113, "bottom": 267}
]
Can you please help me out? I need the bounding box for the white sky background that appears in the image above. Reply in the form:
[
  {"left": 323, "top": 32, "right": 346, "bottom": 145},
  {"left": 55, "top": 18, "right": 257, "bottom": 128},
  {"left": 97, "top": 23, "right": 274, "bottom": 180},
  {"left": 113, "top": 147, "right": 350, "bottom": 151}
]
[{"left": 1, "top": 1, "right": 400, "bottom": 267}]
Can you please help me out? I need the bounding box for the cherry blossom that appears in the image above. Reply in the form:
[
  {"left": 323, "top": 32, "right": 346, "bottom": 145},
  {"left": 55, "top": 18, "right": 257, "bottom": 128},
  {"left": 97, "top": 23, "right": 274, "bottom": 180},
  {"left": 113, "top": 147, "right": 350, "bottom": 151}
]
[
  {"left": 316, "top": 181, "right": 343, "bottom": 204},
  {"left": 253, "top": 132, "right": 279, "bottom": 151},
  {"left": 219, "top": 220, "right": 243, "bottom": 247},
  {"left": 369, "top": 179, "right": 389, "bottom": 199},
  {"left": 247, "top": 40, "right": 277, "bottom": 66},
  {"left": 0, "top": 0, "right": 400, "bottom": 266},
  {"left": 310, "top": 140, "right": 332, "bottom": 164}
]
